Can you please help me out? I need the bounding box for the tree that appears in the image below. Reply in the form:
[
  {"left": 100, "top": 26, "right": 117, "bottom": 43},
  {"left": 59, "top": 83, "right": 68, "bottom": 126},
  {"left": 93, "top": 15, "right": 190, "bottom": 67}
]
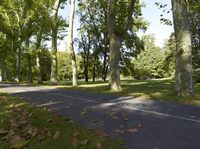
[
  {"left": 171, "top": 0, "right": 194, "bottom": 96},
  {"left": 50, "top": 0, "right": 62, "bottom": 84},
  {"left": 132, "top": 35, "right": 166, "bottom": 79},
  {"left": 68, "top": 0, "right": 78, "bottom": 86},
  {"left": 107, "top": 0, "right": 141, "bottom": 90}
]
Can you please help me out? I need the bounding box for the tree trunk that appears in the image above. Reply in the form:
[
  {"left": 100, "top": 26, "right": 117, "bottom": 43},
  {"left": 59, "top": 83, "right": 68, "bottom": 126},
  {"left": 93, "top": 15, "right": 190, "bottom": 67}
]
[
  {"left": 108, "top": 33, "right": 122, "bottom": 90},
  {"left": 172, "top": 0, "right": 194, "bottom": 96},
  {"left": 2, "top": 52, "right": 7, "bottom": 81},
  {"left": 102, "top": 49, "right": 108, "bottom": 81},
  {"left": 50, "top": 0, "right": 61, "bottom": 84},
  {"left": 92, "top": 61, "right": 96, "bottom": 82},
  {"left": 35, "top": 33, "right": 43, "bottom": 84},
  {"left": 14, "top": 49, "right": 21, "bottom": 82},
  {"left": 27, "top": 54, "right": 33, "bottom": 83},
  {"left": 0, "top": 63, "right": 2, "bottom": 82},
  {"left": 107, "top": 0, "right": 122, "bottom": 91},
  {"left": 36, "top": 56, "right": 42, "bottom": 84},
  {"left": 25, "top": 40, "right": 33, "bottom": 83},
  {"left": 68, "top": 0, "right": 78, "bottom": 86}
]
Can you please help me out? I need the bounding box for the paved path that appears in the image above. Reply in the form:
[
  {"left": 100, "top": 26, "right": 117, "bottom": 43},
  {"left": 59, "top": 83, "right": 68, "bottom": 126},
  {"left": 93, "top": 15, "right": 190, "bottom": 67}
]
[{"left": 1, "top": 84, "right": 200, "bottom": 149}]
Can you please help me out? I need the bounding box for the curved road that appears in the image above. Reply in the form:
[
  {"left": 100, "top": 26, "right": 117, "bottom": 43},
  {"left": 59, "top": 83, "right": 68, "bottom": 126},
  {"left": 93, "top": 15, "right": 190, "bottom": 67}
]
[{"left": 1, "top": 84, "right": 200, "bottom": 149}]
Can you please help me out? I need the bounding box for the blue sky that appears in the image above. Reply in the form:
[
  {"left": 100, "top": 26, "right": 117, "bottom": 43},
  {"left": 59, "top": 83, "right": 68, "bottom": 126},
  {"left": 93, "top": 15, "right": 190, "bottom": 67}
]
[
  {"left": 140, "top": 0, "right": 173, "bottom": 47},
  {"left": 57, "top": 0, "right": 173, "bottom": 50}
]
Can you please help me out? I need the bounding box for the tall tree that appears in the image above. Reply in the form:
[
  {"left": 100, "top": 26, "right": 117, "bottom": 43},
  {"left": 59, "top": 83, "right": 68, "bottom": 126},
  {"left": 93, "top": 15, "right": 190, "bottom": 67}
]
[
  {"left": 171, "top": 0, "right": 194, "bottom": 96},
  {"left": 68, "top": 0, "right": 78, "bottom": 86},
  {"left": 107, "top": 0, "right": 139, "bottom": 91},
  {"left": 50, "top": 0, "right": 61, "bottom": 84}
]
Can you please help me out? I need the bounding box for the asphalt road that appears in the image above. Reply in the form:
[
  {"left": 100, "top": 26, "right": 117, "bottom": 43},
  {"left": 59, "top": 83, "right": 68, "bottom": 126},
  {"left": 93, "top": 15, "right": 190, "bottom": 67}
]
[{"left": 1, "top": 84, "right": 200, "bottom": 149}]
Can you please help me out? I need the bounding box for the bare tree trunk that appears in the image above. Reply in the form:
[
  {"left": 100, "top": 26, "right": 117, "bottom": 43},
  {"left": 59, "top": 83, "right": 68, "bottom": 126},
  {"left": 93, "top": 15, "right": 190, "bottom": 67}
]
[
  {"left": 36, "top": 56, "right": 42, "bottom": 84},
  {"left": 107, "top": 0, "right": 122, "bottom": 91},
  {"left": 108, "top": 33, "right": 122, "bottom": 90},
  {"left": 50, "top": 0, "right": 61, "bottom": 84},
  {"left": 0, "top": 62, "right": 2, "bottom": 82},
  {"left": 36, "top": 33, "right": 43, "bottom": 84},
  {"left": 172, "top": 0, "right": 194, "bottom": 96},
  {"left": 68, "top": 0, "right": 78, "bottom": 86},
  {"left": 27, "top": 54, "right": 33, "bottom": 83},
  {"left": 102, "top": 48, "right": 108, "bottom": 81},
  {"left": 92, "top": 61, "right": 96, "bottom": 82},
  {"left": 15, "top": 49, "right": 21, "bottom": 82}
]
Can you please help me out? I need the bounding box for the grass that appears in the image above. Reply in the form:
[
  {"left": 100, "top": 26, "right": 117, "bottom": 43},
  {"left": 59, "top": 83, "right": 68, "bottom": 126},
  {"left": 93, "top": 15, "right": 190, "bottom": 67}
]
[
  {"left": 52, "top": 78, "right": 200, "bottom": 107},
  {"left": 0, "top": 93, "right": 126, "bottom": 149}
]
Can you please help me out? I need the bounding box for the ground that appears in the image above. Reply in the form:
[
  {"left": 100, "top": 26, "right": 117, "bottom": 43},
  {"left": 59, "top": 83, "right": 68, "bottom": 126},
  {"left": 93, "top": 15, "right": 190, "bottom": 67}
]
[
  {"left": 1, "top": 82, "right": 200, "bottom": 149},
  {"left": 53, "top": 78, "right": 200, "bottom": 106},
  {"left": 0, "top": 93, "right": 125, "bottom": 149}
]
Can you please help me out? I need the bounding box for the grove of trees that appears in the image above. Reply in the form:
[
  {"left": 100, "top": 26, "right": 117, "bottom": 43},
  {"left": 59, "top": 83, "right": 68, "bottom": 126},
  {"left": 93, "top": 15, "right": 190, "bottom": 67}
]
[{"left": 0, "top": 0, "right": 200, "bottom": 96}]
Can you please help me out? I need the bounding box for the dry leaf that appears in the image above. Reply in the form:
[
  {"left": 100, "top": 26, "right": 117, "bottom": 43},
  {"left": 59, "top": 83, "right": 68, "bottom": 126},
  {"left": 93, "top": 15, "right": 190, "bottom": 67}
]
[
  {"left": 47, "top": 119, "right": 52, "bottom": 122},
  {"left": 47, "top": 131, "right": 51, "bottom": 137},
  {"left": 115, "top": 129, "right": 124, "bottom": 135},
  {"left": 153, "top": 146, "right": 159, "bottom": 149},
  {"left": 10, "top": 135, "right": 29, "bottom": 149},
  {"left": 96, "top": 142, "right": 102, "bottom": 149},
  {"left": 53, "top": 131, "right": 60, "bottom": 139},
  {"left": 70, "top": 136, "right": 80, "bottom": 146},
  {"left": 81, "top": 139, "right": 89, "bottom": 145},
  {"left": 73, "top": 132, "right": 80, "bottom": 137},
  {"left": 0, "top": 129, "right": 8, "bottom": 135},
  {"left": 123, "top": 118, "right": 129, "bottom": 121},
  {"left": 95, "top": 130, "right": 109, "bottom": 137},
  {"left": 128, "top": 128, "right": 138, "bottom": 133},
  {"left": 92, "top": 119, "right": 100, "bottom": 123},
  {"left": 138, "top": 123, "right": 144, "bottom": 128}
]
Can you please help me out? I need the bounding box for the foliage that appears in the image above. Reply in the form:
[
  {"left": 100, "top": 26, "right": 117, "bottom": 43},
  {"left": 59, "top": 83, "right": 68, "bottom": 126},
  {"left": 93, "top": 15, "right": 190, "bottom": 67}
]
[{"left": 132, "top": 35, "right": 169, "bottom": 79}]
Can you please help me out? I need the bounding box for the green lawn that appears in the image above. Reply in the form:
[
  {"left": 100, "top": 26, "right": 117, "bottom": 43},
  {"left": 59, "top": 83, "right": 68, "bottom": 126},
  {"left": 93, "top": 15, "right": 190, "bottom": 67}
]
[
  {"left": 54, "top": 78, "right": 200, "bottom": 107},
  {"left": 0, "top": 93, "right": 126, "bottom": 149}
]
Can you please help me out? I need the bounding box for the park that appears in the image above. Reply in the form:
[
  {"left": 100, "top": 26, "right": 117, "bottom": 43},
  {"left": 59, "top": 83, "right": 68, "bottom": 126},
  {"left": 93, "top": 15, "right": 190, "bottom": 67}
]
[{"left": 0, "top": 0, "right": 200, "bottom": 149}]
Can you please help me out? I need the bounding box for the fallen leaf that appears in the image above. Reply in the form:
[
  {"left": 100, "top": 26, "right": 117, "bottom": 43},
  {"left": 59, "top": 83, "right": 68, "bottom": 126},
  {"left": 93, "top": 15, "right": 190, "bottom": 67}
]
[
  {"left": 115, "top": 129, "right": 124, "bottom": 135},
  {"left": 53, "top": 131, "right": 60, "bottom": 139},
  {"left": 81, "top": 139, "right": 89, "bottom": 145},
  {"left": 128, "top": 128, "right": 138, "bottom": 133},
  {"left": 47, "top": 119, "right": 52, "bottom": 122},
  {"left": 96, "top": 142, "right": 102, "bottom": 149},
  {"left": 123, "top": 118, "right": 129, "bottom": 121},
  {"left": 95, "top": 130, "right": 109, "bottom": 137},
  {"left": 138, "top": 123, "right": 144, "bottom": 128},
  {"left": 73, "top": 132, "right": 80, "bottom": 137},
  {"left": 0, "top": 129, "right": 8, "bottom": 135},
  {"left": 153, "top": 146, "right": 159, "bottom": 149},
  {"left": 70, "top": 136, "right": 80, "bottom": 146},
  {"left": 37, "top": 135, "right": 46, "bottom": 142},
  {"left": 92, "top": 119, "right": 100, "bottom": 123},
  {"left": 47, "top": 131, "right": 51, "bottom": 137},
  {"left": 10, "top": 135, "right": 29, "bottom": 149},
  {"left": 28, "top": 112, "right": 33, "bottom": 118}
]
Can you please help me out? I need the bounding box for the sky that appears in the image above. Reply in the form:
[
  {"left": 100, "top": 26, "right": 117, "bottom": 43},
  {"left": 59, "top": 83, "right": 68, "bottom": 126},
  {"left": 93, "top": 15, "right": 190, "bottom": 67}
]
[
  {"left": 140, "top": 0, "right": 174, "bottom": 47},
  {"left": 57, "top": 0, "right": 174, "bottom": 51}
]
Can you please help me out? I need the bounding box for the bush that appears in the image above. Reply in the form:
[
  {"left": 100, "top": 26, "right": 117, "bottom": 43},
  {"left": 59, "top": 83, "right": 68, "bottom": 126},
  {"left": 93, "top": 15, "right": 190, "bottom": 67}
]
[{"left": 193, "top": 68, "right": 200, "bottom": 83}]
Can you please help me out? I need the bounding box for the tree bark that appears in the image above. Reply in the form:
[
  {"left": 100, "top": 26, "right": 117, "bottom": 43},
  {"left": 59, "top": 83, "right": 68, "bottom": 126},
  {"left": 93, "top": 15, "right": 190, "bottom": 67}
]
[
  {"left": 108, "top": 33, "right": 122, "bottom": 90},
  {"left": 50, "top": 0, "right": 61, "bottom": 84},
  {"left": 27, "top": 54, "right": 33, "bottom": 83},
  {"left": 107, "top": 0, "right": 121, "bottom": 90},
  {"left": 36, "top": 33, "right": 43, "bottom": 84},
  {"left": 14, "top": 49, "right": 21, "bottom": 82},
  {"left": 68, "top": 0, "right": 78, "bottom": 86},
  {"left": 171, "top": 0, "right": 194, "bottom": 96},
  {"left": 0, "top": 62, "right": 2, "bottom": 82}
]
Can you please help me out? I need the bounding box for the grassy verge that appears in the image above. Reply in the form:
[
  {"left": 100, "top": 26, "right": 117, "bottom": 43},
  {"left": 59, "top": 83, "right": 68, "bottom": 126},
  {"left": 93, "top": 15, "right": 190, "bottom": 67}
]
[
  {"left": 0, "top": 93, "right": 126, "bottom": 149},
  {"left": 54, "top": 78, "right": 200, "bottom": 107}
]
